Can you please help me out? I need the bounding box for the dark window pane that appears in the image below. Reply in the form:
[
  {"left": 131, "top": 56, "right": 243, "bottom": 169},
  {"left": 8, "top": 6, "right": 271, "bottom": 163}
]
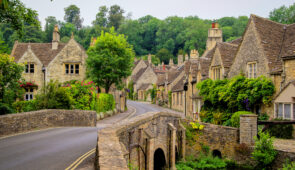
[
  {"left": 30, "top": 94, "right": 33, "bottom": 100},
  {"left": 278, "top": 103, "right": 283, "bottom": 118},
  {"left": 285, "top": 104, "right": 291, "bottom": 119},
  {"left": 65, "top": 64, "right": 69, "bottom": 74},
  {"left": 25, "top": 94, "right": 28, "bottom": 100},
  {"left": 70, "top": 64, "right": 74, "bottom": 74},
  {"left": 25, "top": 64, "right": 29, "bottom": 73},
  {"left": 30, "top": 64, "right": 34, "bottom": 73},
  {"left": 30, "top": 89, "right": 33, "bottom": 92},
  {"left": 75, "top": 64, "right": 79, "bottom": 74}
]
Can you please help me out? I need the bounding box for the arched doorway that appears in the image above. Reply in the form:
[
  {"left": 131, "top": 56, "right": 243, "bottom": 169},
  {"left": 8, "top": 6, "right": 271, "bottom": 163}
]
[
  {"left": 154, "top": 148, "right": 166, "bottom": 170},
  {"left": 212, "top": 149, "right": 222, "bottom": 158}
]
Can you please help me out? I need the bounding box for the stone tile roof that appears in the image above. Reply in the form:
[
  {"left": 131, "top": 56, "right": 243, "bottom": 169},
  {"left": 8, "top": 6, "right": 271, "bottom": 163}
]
[
  {"left": 251, "top": 14, "right": 285, "bottom": 73},
  {"left": 171, "top": 76, "right": 185, "bottom": 92},
  {"left": 217, "top": 42, "right": 239, "bottom": 68},
  {"left": 138, "top": 83, "right": 151, "bottom": 90},
  {"left": 157, "top": 74, "right": 165, "bottom": 86},
  {"left": 184, "top": 61, "right": 191, "bottom": 75},
  {"left": 167, "top": 66, "right": 184, "bottom": 84},
  {"left": 228, "top": 37, "right": 242, "bottom": 45},
  {"left": 12, "top": 42, "right": 66, "bottom": 66},
  {"left": 132, "top": 67, "right": 147, "bottom": 83},
  {"left": 199, "top": 48, "right": 214, "bottom": 79},
  {"left": 281, "top": 24, "right": 295, "bottom": 58}
]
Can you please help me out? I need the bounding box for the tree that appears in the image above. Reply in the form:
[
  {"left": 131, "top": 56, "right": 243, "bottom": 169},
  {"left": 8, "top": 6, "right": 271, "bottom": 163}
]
[
  {"left": 155, "top": 48, "right": 173, "bottom": 64},
  {"left": 0, "top": 0, "right": 40, "bottom": 37},
  {"left": 269, "top": 3, "right": 295, "bottom": 24},
  {"left": 93, "top": 6, "right": 108, "bottom": 27},
  {"left": 108, "top": 5, "right": 125, "bottom": 30},
  {"left": 86, "top": 28, "right": 134, "bottom": 93},
  {"left": 44, "top": 16, "right": 58, "bottom": 42},
  {"left": 64, "top": 5, "right": 83, "bottom": 29},
  {"left": 0, "top": 54, "right": 24, "bottom": 102}
]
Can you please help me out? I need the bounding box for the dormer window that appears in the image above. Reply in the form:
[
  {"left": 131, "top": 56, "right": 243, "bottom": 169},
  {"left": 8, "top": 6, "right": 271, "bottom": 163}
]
[
  {"left": 25, "top": 63, "right": 34, "bottom": 73},
  {"left": 248, "top": 62, "right": 257, "bottom": 78},
  {"left": 212, "top": 67, "right": 221, "bottom": 80},
  {"left": 65, "top": 63, "right": 80, "bottom": 75}
]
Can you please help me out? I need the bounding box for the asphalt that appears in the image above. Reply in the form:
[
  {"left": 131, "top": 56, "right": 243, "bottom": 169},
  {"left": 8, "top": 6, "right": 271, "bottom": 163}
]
[{"left": 0, "top": 100, "right": 182, "bottom": 170}]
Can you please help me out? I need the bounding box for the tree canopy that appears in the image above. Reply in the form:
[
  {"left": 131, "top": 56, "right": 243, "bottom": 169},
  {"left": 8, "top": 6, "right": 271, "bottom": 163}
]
[
  {"left": 269, "top": 2, "right": 295, "bottom": 24},
  {"left": 64, "top": 4, "right": 83, "bottom": 29},
  {"left": 86, "top": 28, "right": 135, "bottom": 93}
]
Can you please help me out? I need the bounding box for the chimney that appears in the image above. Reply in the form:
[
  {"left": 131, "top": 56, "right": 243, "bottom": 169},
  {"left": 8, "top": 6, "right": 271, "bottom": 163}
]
[
  {"left": 148, "top": 53, "right": 152, "bottom": 64},
  {"left": 52, "top": 24, "right": 60, "bottom": 50},
  {"left": 178, "top": 55, "right": 183, "bottom": 66},
  {"left": 185, "top": 54, "right": 189, "bottom": 61},
  {"left": 163, "top": 64, "right": 165, "bottom": 70},
  {"left": 190, "top": 49, "right": 199, "bottom": 59},
  {"left": 169, "top": 58, "right": 173, "bottom": 66},
  {"left": 90, "top": 37, "right": 97, "bottom": 47}
]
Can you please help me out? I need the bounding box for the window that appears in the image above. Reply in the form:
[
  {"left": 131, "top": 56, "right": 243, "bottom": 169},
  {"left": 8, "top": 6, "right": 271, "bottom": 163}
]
[
  {"left": 180, "top": 92, "right": 182, "bottom": 105},
  {"left": 275, "top": 103, "right": 294, "bottom": 120},
  {"left": 177, "top": 93, "right": 179, "bottom": 105},
  {"left": 248, "top": 62, "right": 257, "bottom": 78},
  {"left": 65, "top": 64, "right": 80, "bottom": 75},
  {"left": 25, "top": 89, "right": 34, "bottom": 101},
  {"left": 212, "top": 67, "right": 221, "bottom": 80},
  {"left": 25, "top": 63, "right": 34, "bottom": 73}
]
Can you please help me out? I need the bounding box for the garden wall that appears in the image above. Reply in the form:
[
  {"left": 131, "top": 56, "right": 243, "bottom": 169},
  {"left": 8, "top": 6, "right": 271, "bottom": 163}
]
[{"left": 0, "top": 109, "right": 96, "bottom": 137}]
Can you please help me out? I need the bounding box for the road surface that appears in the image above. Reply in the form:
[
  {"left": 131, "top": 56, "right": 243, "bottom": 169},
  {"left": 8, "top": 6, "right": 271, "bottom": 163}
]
[{"left": 0, "top": 100, "right": 181, "bottom": 170}]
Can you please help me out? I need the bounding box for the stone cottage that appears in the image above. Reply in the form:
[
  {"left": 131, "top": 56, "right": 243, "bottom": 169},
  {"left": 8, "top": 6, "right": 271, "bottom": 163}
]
[{"left": 11, "top": 25, "right": 87, "bottom": 100}]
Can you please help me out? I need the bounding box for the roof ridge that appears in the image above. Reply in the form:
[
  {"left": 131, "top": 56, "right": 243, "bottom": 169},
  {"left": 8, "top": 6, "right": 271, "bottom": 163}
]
[{"left": 250, "top": 14, "right": 286, "bottom": 26}]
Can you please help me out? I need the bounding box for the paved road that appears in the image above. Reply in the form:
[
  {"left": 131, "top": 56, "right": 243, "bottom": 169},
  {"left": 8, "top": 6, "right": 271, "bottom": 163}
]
[{"left": 0, "top": 101, "right": 182, "bottom": 170}]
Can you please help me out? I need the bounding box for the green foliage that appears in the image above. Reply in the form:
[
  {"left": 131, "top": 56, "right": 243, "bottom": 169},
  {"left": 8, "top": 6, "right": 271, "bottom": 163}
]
[
  {"left": 176, "top": 155, "right": 227, "bottom": 170},
  {"left": 231, "top": 111, "right": 253, "bottom": 128},
  {"left": 141, "top": 54, "right": 160, "bottom": 65},
  {"left": 0, "top": 0, "right": 40, "bottom": 37},
  {"left": 266, "top": 118, "right": 294, "bottom": 139},
  {"left": 148, "top": 84, "right": 157, "bottom": 103},
  {"left": 258, "top": 113, "right": 269, "bottom": 121},
  {"left": 282, "top": 160, "right": 295, "bottom": 170},
  {"left": 269, "top": 3, "right": 295, "bottom": 24},
  {"left": 93, "top": 6, "right": 108, "bottom": 27},
  {"left": 12, "top": 100, "right": 36, "bottom": 113},
  {"left": 0, "top": 102, "right": 14, "bottom": 115},
  {"left": 0, "top": 54, "right": 24, "bottom": 103},
  {"left": 96, "top": 93, "right": 115, "bottom": 113},
  {"left": 155, "top": 48, "right": 173, "bottom": 64},
  {"left": 86, "top": 28, "right": 135, "bottom": 93},
  {"left": 64, "top": 4, "right": 83, "bottom": 29},
  {"left": 34, "top": 81, "right": 74, "bottom": 110},
  {"left": 252, "top": 131, "right": 277, "bottom": 168},
  {"left": 127, "top": 80, "right": 134, "bottom": 100},
  {"left": 197, "top": 75, "right": 275, "bottom": 113}
]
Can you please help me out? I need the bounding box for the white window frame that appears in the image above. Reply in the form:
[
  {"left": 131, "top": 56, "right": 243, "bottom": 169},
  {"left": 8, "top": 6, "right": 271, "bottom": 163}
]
[
  {"left": 25, "top": 88, "right": 34, "bottom": 101},
  {"left": 247, "top": 62, "right": 257, "bottom": 78},
  {"left": 274, "top": 102, "right": 294, "bottom": 120}
]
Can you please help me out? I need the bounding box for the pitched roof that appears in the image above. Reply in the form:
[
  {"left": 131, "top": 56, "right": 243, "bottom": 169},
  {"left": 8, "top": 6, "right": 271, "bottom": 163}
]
[
  {"left": 199, "top": 57, "right": 212, "bottom": 79},
  {"left": 132, "top": 67, "right": 147, "bottom": 83},
  {"left": 216, "top": 42, "right": 239, "bottom": 68},
  {"left": 251, "top": 14, "right": 285, "bottom": 73},
  {"left": 228, "top": 37, "right": 242, "bottom": 45},
  {"left": 157, "top": 74, "right": 165, "bottom": 86},
  {"left": 12, "top": 42, "right": 66, "bottom": 66},
  {"left": 281, "top": 24, "right": 295, "bottom": 58},
  {"left": 171, "top": 76, "right": 185, "bottom": 92},
  {"left": 138, "top": 83, "right": 151, "bottom": 90}
]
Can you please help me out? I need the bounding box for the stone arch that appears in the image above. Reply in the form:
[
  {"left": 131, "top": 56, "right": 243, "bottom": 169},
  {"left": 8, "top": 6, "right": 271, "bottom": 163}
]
[
  {"left": 154, "top": 148, "right": 166, "bottom": 170},
  {"left": 212, "top": 149, "right": 222, "bottom": 158}
]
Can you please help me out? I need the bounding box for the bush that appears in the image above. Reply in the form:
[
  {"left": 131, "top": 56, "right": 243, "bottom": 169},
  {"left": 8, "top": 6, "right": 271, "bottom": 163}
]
[
  {"left": 266, "top": 118, "right": 294, "bottom": 139},
  {"left": 200, "top": 110, "right": 213, "bottom": 123},
  {"left": 12, "top": 100, "right": 37, "bottom": 113},
  {"left": 252, "top": 131, "right": 277, "bottom": 169},
  {"left": 282, "top": 160, "right": 295, "bottom": 170},
  {"left": 96, "top": 93, "right": 115, "bottom": 113},
  {"left": 35, "top": 81, "right": 74, "bottom": 109},
  {"left": 0, "top": 102, "right": 14, "bottom": 115},
  {"left": 231, "top": 111, "right": 253, "bottom": 128},
  {"left": 176, "top": 155, "right": 227, "bottom": 170}
]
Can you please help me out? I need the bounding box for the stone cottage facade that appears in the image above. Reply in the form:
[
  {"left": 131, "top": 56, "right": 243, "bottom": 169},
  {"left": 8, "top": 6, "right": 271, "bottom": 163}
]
[{"left": 11, "top": 25, "right": 87, "bottom": 100}]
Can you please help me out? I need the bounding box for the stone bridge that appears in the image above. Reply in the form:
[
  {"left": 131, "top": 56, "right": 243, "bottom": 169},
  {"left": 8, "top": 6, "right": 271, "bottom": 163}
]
[{"left": 96, "top": 112, "right": 185, "bottom": 170}]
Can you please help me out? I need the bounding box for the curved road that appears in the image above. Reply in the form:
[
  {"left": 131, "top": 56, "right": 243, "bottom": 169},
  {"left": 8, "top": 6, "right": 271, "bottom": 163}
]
[{"left": 0, "top": 101, "right": 181, "bottom": 170}]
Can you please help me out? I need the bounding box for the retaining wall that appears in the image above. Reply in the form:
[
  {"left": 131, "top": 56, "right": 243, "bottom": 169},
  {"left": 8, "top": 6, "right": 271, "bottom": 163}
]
[{"left": 0, "top": 109, "right": 96, "bottom": 137}]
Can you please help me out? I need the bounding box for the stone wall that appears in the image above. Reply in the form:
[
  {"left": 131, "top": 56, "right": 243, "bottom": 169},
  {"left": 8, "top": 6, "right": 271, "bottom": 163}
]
[
  {"left": 97, "top": 112, "right": 184, "bottom": 170},
  {"left": 0, "top": 109, "right": 96, "bottom": 137}
]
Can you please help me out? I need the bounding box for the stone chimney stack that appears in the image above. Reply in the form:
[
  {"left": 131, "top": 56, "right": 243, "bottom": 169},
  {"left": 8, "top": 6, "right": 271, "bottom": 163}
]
[
  {"left": 190, "top": 49, "right": 199, "bottom": 60},
  {"left": 178, "top": 55, "right": 183, "bottom": 66},
  {"left": 169, "top": 58, "right": 174, "bottom": 66},
  {"left": 206, "top": 20, "right": 222, "bottom": 51},
  {"left": 148, "top": 54, "right": 152, "bottom": 64},
  {"left": 52, "top": 25, "right": 60, "bottom": 50},
  {"left": 185, "top": 54, "right": 189, "bottom": 61}
]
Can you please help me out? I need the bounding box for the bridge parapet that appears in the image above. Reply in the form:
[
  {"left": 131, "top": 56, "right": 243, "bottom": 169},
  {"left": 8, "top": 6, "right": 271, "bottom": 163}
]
[{"left": 96, "top": 112, "right": 185, "bottom": 170}]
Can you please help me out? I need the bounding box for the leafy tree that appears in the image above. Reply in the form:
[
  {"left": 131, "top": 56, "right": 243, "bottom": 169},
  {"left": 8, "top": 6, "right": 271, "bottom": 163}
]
[
  {"left": 20, "top": 25, "right": 45, "bottom": 43},
  {"left": 108, "top": 5, "right": 125, "bottom": 30},
  {"left": 59, "top": 22, "right": 77, "bottom": 40},
  {"left": 0, "top": 32, "right": 9, "bottom": 53},
  {"left": 0, "top": 54, "right": 24, "bottom": 102},
  {"left": 86, "top": 28, "right": 135, "bottom": 93},
  {"left": 93, "top": 6, "right": 108, "bottom": 27},
  {"left": 44, "top": 16, "right": 58, "bottom": 42},
  {"left": 64, "top": 4, "right": 83, "bottom": 29},
  {"left": 221, "top": 26, "right": 233, "bottom": 42},
  {"left": 269, "top": 3, "right": 295, "bottom": 24},
  {"left": 155, "top": 48, "right": 173, "bottom": 64},
  {"left": 0, "top": 0, "right": 40, "bottom": 37}
]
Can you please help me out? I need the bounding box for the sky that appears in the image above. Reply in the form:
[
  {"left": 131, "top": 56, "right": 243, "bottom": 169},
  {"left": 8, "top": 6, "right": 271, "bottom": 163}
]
[{"left": 22, "top": 0, "right": 294, "bottom": 29}]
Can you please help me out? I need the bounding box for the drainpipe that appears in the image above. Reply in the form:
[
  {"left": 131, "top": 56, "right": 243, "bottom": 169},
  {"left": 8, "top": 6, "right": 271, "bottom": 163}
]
[{"left": 42, "top": 66, "right": 46, "bottom": 93}]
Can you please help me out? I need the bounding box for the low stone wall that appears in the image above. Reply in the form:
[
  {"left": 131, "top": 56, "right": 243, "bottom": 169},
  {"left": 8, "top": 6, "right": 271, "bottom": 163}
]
[
  {"left": 97, "top": 112, "right": 182, "bottom": 170},
  {"left": 0, "top": 109, "right": 96, "bottom": 137}
]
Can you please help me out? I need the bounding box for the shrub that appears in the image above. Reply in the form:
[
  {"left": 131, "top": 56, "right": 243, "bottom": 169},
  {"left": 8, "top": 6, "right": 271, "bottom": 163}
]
[
  {"left": 0, "top": 102, "right": 14, "bottom": 115},
  {"left": 176, "top": 155, "right": 227, "bottom": 170},
  {"left": 282, "top": 160, "right": 295, "bottom": 170},
  {"left": 266, "top": 118, "right": 294, "bottom": 139},
  {"left": 252, "top": 131, "right": 277, "bottom": 168},
  {"left": 258, "top": 113, "right": 269, "bottom": 121},
  {"left": 231, "top": 111, "right": 253, "bottom": 128},
  {"left": 212, "top": 112, "right": 223, "bottom": 125},
  {"left": 199, "top": 110, "right": 213, "bottom": 123},
  {"left": 35, "top": 81, "right": 74, "bottom": 109},
  {"left": 12, "top": 100, "right": 37, "bottom": 113},
  {"left": 96, "top": 93, "right": 115, "bottom": 113}
]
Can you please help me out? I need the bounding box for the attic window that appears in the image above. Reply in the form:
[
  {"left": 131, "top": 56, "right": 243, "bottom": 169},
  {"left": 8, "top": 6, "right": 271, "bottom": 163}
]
[
  {"left": 248, "top": 62, "right": 257, "bottom": 78},
  {"left": 65, "top": 63, "right": 80, "bottom": 75},
  {"left": 211, "top": 67, "right": 221, "bottom": 80},
  {"left": 25, "top": 63, "right": 34, "bottom": 73}
]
